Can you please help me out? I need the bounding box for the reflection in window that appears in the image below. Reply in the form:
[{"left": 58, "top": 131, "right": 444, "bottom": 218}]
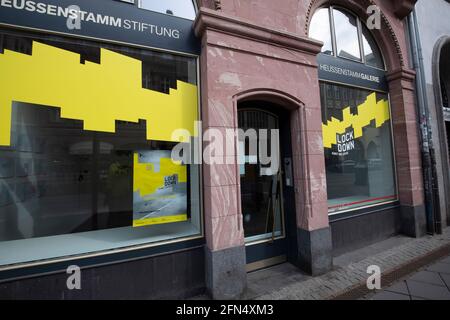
[
  {"left": 140, "top": 0, "right": 196, "bottom": 20},
  {"left": 362, "top": 25, "right": 384, "bottom": 69},
  {"left": 0, "top": 32, "right": 201, "bottom": 265},
  {"left": 309, "top": 6, "right": 385, "bottom": 69},
  {"left": 333, "top": 8, "right": 361, "bottom": 61},
  {"left": 238, "top": 110, "right": 283, "bottom": 243},
  {"left": 320, "top": 83, "right": 397, "bottom": 213},
  {"left": 309, "top": 8, "right": 333, "bottom": 55}
]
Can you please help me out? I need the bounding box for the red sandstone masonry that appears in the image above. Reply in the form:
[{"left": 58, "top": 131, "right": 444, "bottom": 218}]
[{"left": 195, "top": 0, "right": 423, "bottom": 251}]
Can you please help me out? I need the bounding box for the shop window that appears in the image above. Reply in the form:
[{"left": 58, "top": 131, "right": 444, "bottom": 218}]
[
  {"left": 320, "top": 83, "right": 397, "bottom": 213},
  {"left": 309, "top": 6, "right": 385, "bottom": 69},
  {"left": 139, "top": 0, "right": 196, "bottom": 20},
  {"left": 311, "top": 5, "right": 393, "bottom": 214},
  {"left": 0, "top": 31, "right": 201, "bottom": 266}
]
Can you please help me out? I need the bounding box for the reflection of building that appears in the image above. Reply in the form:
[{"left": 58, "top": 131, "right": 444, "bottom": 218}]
[{"left": 0, "top": 0, "right": 442, "bottom": 301}]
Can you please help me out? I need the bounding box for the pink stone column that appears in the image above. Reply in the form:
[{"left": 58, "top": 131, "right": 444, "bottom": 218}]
[
  {"left": 201, "top": 44, "right": 245, "bottom": 253},
  {"left": 290, "top": 93, "right": 330, "bottom": 233},
  {"left": 387, "top": 68, "right": 427, "bottom": 237},
  {"left": 290, "top": 73, "right": 333, "bottom": 276},
  {"left": 195, "top": 7, "right": 333, "bottom": 296},
  {"left": 197, "top": 22, "right": 247, "bottom": 300}
]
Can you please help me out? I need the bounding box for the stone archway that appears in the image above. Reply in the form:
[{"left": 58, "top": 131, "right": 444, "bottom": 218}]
[
  {"left": 234, "top": 89, "right": 309, "bottom": 229},
  {"left": 432, "top": 36, "right": 450, "bottom": 224},
  {"left": 234, "top": 88, "right": 333, "bottom": 275}
]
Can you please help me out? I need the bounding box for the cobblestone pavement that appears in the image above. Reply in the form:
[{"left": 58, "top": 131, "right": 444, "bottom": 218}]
[
  {"left": 365, "top": 255, "right": 450, "bottom": 300},
  {"left": 252, "top": 228, "right": 450, "bottom": 300},
  {"left": 191, "top": 228, "right": 450, "bottom": 300}
]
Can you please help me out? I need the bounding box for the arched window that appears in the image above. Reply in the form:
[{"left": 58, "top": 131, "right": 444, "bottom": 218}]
[
  {"left": 309, "top": 6, "right": 384, "bottom": 69},
  {"left": 310, "top": 6, "right": 397, "bottom": 215},
  {"left": 309, "top": 8, "right": 333, "bottom": 55},
  {"left": 139, "top": 0, "right": 197, "bottom": 20}
]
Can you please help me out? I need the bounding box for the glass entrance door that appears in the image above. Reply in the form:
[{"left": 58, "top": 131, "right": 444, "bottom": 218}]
[{"left": 238, "top": 108, "right": 289, "bottom": 271}]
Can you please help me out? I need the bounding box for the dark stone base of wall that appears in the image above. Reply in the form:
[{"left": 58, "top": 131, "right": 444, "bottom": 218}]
[
  {"left": 0, "top": 247, "right": 205, "bottom": 300},
  {"left": 400, "top": 204, "right": 427, "bottom": 238},
  {"left": 330, "top": 207, "right": 402, "bottom": 257},
  {"left": 205, "top": 245, "right": 247, "bottom": 300},
  {"left": 296, "top": 227, "right": 333, "bottom": 276}
]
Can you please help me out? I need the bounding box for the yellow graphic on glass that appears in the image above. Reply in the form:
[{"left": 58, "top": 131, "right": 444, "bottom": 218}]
[
  {"left": 322, "top": 93, "right": 390, "bottom": 149},
  {"left": 133, "top": 152, "right": 188, "bottom": 227},
  {"left": 0, "top": 41, "right": 198, "bottom": 146}
]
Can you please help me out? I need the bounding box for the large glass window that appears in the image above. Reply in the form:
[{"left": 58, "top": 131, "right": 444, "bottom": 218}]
[
  {"left": 0, "top": 30, "right": 201, "bottom": 266},
  {"left": 362, "top": 26, "right": 384, "bottom": 69},
  {"left": 309, "top": 8, "right": 333, "bottom": 55},
  {"left": 311, "top": 6, "right": 393, "bottom": 214},
  {"left": 333, "top": 8, "right": 361, "bottom": 61},
  {"left": 309, "top": 6, "right": 385, "bottom": 69},
  {"left": 320, "top": 83, "right": 397, "bottom": 213},
  {"left": 139, "top": 0, "right": 196, "bottom": 20}
]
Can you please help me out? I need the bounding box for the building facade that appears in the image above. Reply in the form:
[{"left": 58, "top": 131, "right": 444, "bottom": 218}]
[
  {"left": 0, "top": 0, "right": 426, "bottom": 300},
  {"left": 196, "top": 0, "right": 422, "bottom": 299},
  {"left": 410, "top": 0, "right": 450, "bottom": 234}
]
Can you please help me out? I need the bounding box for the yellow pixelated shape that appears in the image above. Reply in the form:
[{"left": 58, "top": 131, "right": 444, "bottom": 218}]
[
  {"left": 133, "top": 214, "right": 187, "bottom": 227},
  {"left": 133, "top": 153, "right": 187, "bottom": 198},
  {"left": 322, "top": 93, "right": 390, "bottom": 149},
  {"left": 0, "top": 41, "right": 198, "bottom": 146}
]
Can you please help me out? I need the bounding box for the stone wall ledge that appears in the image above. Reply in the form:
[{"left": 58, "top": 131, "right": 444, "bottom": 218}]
[{"left": 194, "top": 8, "right": 323, "bottom": 57}]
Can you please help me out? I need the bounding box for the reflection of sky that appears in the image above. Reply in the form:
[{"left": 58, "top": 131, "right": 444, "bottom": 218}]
[
  {"left": 140, "top": 0, "right": 196, "bottom": 20},
  {"left": 362, "top": 37, "right": 373, "bottom": 56},
  {"left": 361, "top": 27, "right": 383, "bottom": 68},
  {"left": 333, "top": 9, "right": 361, "bottom": 60},
  {"left": 309, "top": 9, "right": 333, "bottom": 54}
]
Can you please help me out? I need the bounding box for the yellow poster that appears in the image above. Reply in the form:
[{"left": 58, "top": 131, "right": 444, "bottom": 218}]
[
  {"left": 0, "top": 41, "right": 198, "bottom": 146},
  {"left": 322, "top": 93, "right": 390, "bottom": 156},
  {"left": 133, "top": 151, "right": 188, "bottom": 227}
]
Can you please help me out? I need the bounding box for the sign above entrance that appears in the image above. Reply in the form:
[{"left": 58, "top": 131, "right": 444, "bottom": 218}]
[
  {"left": 0, "top": 0, "right": 200, "bottom": 55},
  {"left": 317, "top": 54, "right": 388, "bottom": 92}
]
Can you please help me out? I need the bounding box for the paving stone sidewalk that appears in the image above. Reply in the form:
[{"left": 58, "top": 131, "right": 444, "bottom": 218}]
[
  {"left": 251, "top": 228, "right": 450, "bottom": 300},
  {"left": 365, "top": 255, "right": 450, "bottom": 300}
]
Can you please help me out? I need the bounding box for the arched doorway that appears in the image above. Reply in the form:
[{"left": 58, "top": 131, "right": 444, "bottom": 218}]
[
  {"left": 238, "top": 101, "right": 298, "bottom": 272},
  {"left": 433, "top": 37, "right": 450, "bottom": 223}
]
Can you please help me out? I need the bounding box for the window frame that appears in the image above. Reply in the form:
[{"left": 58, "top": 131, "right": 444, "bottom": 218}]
[
  {"left": 309, "top": 7, "right": 334, "bottom": 56},
  {"left": 0, "top": 26, "right": 204, "bottom": 272},
  {"left": 312, "top": 5, "right": 387, "bottom": 71},
  {"left": 331, "top": 7, "right": 363, "bottom": 62},
  {"left": 319, "top": 79, "right": 399, "bottom": 216},
  {"left": 311, "top": 5, "right": 397, "bottom": 216}
]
